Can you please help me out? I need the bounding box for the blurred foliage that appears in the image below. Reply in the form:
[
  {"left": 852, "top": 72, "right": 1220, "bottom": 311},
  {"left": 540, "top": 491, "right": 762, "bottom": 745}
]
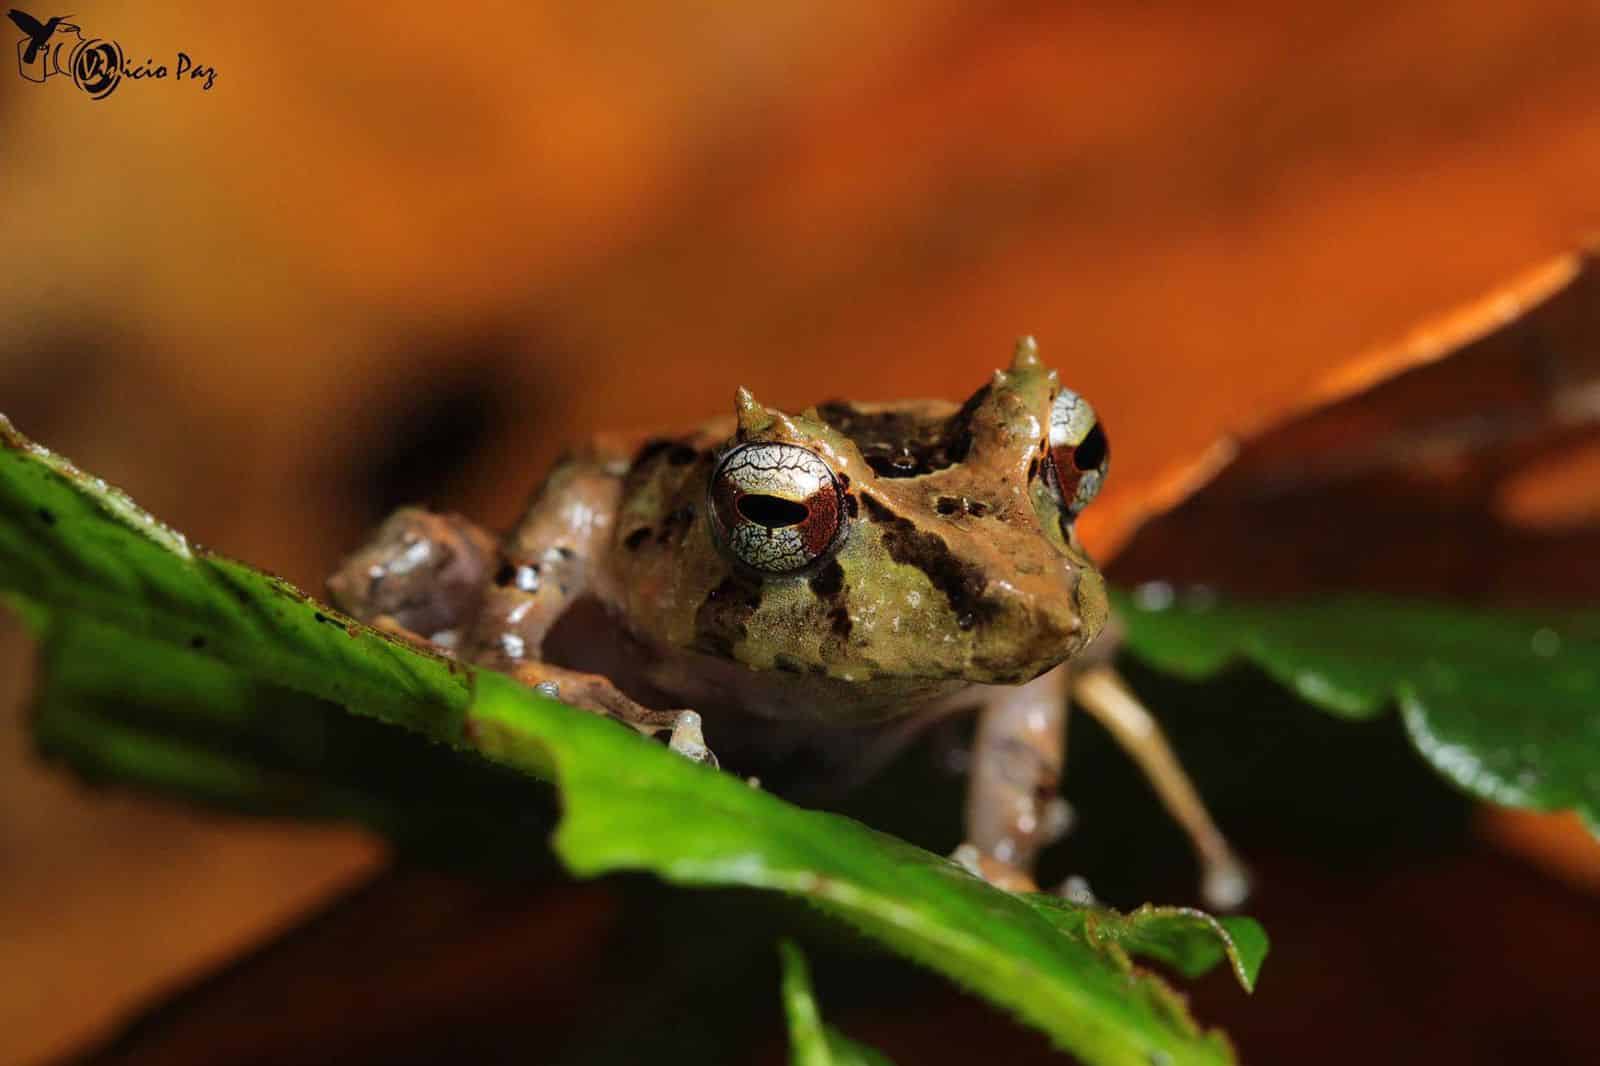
[
  {"left": 780, "top": 942, "right": 895, "bottom": 1066},
  {"left": 1113, "top": 587, "right": 1600, "bottom": 833}
]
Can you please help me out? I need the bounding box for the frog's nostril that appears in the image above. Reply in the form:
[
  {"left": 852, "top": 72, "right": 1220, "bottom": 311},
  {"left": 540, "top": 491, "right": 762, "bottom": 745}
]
[{"left": 737, "top": 494, "right": 809, "bottom": 528}]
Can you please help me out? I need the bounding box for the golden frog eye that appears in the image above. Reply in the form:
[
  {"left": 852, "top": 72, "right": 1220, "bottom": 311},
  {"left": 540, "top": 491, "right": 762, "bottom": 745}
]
[
  {"left": 708, "top": 442, "right": 846, "bottom": 573},
  {"left": 1046, "top": 388, "right": 1109, "bottom": 516}
]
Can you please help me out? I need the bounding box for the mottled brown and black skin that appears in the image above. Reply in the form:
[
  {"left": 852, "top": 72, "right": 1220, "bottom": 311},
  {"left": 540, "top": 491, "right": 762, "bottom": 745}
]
[
  {"left": 604, "top": 355, "right": 1108, "bottom": 724},
  {"left": 331, "top": 349, "right": 1107, "bottom": 728}
]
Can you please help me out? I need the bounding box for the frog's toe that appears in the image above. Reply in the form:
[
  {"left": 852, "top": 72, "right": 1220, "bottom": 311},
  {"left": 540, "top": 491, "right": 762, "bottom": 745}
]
[
  {"left": 1201, "top": 857, "right": 1252, "bottom": 911},
  {"left": 1054, "top": 874, "right": 1096, "bottom": 906},
  {"left": 949, "top": 843, "right": 1039, "bottom": 893},
  {"left": 668, "top": 710, "right": 719, "bottom": 769}
]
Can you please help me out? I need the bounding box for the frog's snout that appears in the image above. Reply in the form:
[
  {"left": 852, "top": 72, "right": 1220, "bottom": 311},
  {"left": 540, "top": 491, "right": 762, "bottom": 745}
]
[{"left": 965, "top": 557, "right": 1106, "bottom": 683}]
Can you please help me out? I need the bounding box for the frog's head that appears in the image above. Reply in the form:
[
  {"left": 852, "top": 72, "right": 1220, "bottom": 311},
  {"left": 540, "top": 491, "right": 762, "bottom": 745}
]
[{"left": 698, "top": 338, "right": 1110, "bottom": 690}]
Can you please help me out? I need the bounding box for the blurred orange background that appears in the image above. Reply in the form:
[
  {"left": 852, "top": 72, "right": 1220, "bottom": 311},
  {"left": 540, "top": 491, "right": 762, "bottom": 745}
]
[{"left": 4, "top": 2, "right": 1600, "bottom": 1063}]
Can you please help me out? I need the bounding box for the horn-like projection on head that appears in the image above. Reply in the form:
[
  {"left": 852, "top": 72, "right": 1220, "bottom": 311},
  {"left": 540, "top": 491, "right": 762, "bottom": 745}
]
[
  {"left": 734, "top": 386, "right": 773, "bottom": 438},
  {"left": 734, "top": 386, "right": 799, "bottom": 439},
  {"left": 1010, "top": 335, "right": 1042, "bottom": 371}
]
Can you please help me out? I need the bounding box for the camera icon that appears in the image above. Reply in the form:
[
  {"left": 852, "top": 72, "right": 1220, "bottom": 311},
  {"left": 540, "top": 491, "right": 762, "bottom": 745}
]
[{"left": 13, "top": 16, "right": 122, "bottom": 99}]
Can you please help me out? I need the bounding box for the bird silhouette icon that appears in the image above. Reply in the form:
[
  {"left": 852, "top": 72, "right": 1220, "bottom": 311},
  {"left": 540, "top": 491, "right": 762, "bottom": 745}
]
[{"left": 7, "top": 9, "right": 74, "bottom": 65}]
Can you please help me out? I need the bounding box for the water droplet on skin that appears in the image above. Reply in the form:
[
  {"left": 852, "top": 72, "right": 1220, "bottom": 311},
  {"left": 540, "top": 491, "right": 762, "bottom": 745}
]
[{"left": 1531, "top": 628, "right": 1562, "bottom": 658}]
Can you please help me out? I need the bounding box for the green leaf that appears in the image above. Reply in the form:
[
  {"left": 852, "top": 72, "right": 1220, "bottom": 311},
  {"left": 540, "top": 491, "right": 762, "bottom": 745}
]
[
  {"left": 779, "top": 940, "right": 895, "bottom": 1066},
  {"left": 1112, "top": 585, "right": 1600, "bottom": 831},
  {"left": 0, "top": 415, "right": 1256, "bottom": 1066},
  {"left": 1021, "top": 897, "right": 1268, "bottom": 993}
]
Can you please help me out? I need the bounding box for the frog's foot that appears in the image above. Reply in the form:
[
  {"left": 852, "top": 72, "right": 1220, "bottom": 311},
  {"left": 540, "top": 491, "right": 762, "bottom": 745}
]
[
  {"left": 950, "top": 843, "right": 1039, "bottom": 893},
  {"left": 509, "top": 662, "right": 719, "bottom": 768},
  {"left": 1200, "top": 856, "right": 1252, "bottom": 912},
  {"left": 1054, "top": 874, "right": 1096, "bottom": 906},
  {"left": 327, "top": 507, "right": 496, "bottom": 642},
  {"left": 665, "top": 710, "right": 718, "bottom": 769}
]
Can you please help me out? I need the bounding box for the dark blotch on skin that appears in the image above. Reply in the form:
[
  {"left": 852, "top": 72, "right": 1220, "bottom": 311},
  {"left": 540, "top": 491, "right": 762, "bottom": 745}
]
[
  {"left": 313, "top": 611, "right": 341, "bottom": 627},
  {"left": 943, "top": 383, "right": 990, "bottom": 466},
  {"left": 667, "top": 444, "right": 698, "bottom": 466},
  {"left": 189, "top": 635, "right": 207, "bottom": 650},
  {"left": 693, "top": 575, "right": 763, "bottom": 657},
  {"left": 36, "top": 507, "right": 55, "bottom": 526},
  {"left": 630, "top": 438, "right": 677, "bottom": 468},
  {"left": 623, "top": 527, "right": 652, "bottom": 550},
  {"left": 861, "top": 493, "right": 995, "bottom": 630},
  {"left": 774, "top": 653, "right": 806, "bottom": 674},
  {"left": 935, "top": 496, "right": 990, "bottom": 518},
  {"left": 808, "top": 559, "right": 844, "bottom": 598},
  {"left": 656, "top": 505, "right": 696, "bottom": 544},
  {"left": 817, "top": 385, "right": 990, "bottom": 479}
]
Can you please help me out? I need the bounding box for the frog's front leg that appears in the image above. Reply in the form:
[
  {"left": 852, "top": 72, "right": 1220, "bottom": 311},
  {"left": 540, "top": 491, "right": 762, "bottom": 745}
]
[
  {"left": 958, "top": 664, "right": 1072, "bottom": 892},
  {"left": 326, "top": 507, "right": 497, "bottom": 649},
  {"left": 464, "top": 451, "right": 716, "bottom": 766}
]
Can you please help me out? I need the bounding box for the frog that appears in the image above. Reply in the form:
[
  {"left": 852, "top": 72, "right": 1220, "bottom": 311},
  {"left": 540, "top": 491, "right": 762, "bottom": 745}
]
[{"left": 327, "top": 337, "right": 1249, "bottom": 907}]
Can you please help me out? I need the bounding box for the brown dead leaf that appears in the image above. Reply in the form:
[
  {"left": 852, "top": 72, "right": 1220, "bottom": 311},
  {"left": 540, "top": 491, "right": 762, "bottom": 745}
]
[{"left": 1109, "top": 246, "right": 1600, "bottom": 603}]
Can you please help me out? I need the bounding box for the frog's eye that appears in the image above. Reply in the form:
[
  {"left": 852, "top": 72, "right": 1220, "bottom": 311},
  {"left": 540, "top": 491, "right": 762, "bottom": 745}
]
[
  {"left": 709, "top": 442, "right": 846, "bottom": 573},
  {"left": 1045, "top": 389, "right": 1109, "bottom": 516}
]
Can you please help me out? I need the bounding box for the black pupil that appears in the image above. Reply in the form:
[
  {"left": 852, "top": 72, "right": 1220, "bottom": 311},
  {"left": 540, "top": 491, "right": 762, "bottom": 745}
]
[
  {"left": 737, "top": 494, "right": 809, "bottom": 528},
  {"left": 1073, "top": 421, "right": 1108, "bottom": 471}
]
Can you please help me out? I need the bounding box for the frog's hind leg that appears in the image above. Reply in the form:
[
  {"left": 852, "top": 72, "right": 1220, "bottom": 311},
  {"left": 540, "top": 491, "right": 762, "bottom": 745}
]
[
  {"left": 1070, "top": 664, "right": 1250, "bottom": 910},
  {"left": 464, "top": 449, "right": 716, "bottom": 767},
  {"left": 958, "top": 664, "right": 1073, "bottom": 892}
]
